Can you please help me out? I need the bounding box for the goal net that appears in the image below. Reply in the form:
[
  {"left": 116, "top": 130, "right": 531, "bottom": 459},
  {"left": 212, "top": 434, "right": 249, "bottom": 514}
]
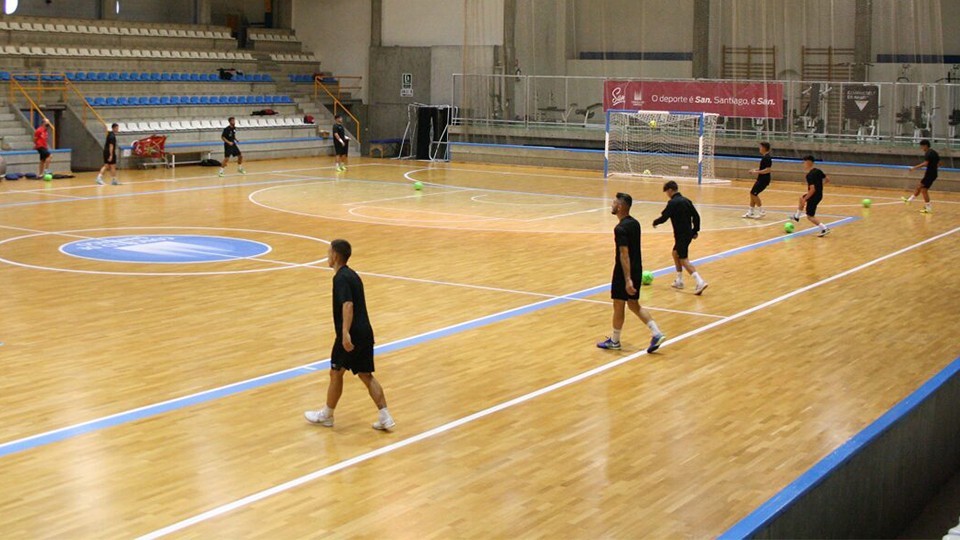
[{"left": 604, "top": 110, "right": 721, "bottom": 184}]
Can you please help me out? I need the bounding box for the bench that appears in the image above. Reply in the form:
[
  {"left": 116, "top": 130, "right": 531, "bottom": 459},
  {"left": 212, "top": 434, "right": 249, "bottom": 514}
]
[{"left": 369, "top": 138, "right": 407, "bottom": 158}]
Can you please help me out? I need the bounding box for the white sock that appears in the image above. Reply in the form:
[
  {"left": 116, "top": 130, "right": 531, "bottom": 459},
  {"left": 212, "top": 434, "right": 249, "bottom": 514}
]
[
  {"left": 218, "top": 167, "right": 224, "bottom": 173},
  {"left": 757, "top": 206, "right": 764, "bottom": 213},
  {"left": 819, "top": 223, "right": 827, "bottom": 231},
  {"left": 321, "top": 406, "right": 334, "bottom": 416},
  {"left": 692, "top": 272, "right": 705, "bottom": 286},
  {"left": 379, "top": 407, "right": 391, "bottom": 420},
  {"left": 647, "top": 321, "right": 661, "bottom": 336},
  {"left": 675, "top": 272, "right": 683, "bottom": 283},
  {"left": 908, "top": 195, "right": 916, "bottom": 202},
  {"left": 611, "top": 329, "right": 622, "bottom": 342},
  {"left": 925, "top": 202, "right": 932, "bottom": 209}
]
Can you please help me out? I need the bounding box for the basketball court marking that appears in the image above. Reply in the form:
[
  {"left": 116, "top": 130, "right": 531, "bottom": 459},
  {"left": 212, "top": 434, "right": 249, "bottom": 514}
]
[
  {"left": 0, "top": 226, "right": 330, "bottom": 276},
  {"left": 0, "top": 217, "right": 858, "bottom": 459},
  {"left": 137, "top": 224, "right": 960, "bottom": 540}
]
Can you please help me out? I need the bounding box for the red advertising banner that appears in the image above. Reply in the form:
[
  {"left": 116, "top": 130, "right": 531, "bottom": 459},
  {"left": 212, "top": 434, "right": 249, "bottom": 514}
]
[{"left": 604, "top": 80, "right": 784, "bottom": 118}]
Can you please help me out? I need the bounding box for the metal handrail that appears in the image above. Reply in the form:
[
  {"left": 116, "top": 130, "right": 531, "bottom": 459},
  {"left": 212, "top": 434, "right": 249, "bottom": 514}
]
[
  {"left": 314, "top": 76, "right": 361, "bottom": 144},
  {"left": 8, "top": 76, "right": 56, "bottom": 149},
  {"left": 62, "top": 77, "right": 108, "bottom": 132}
]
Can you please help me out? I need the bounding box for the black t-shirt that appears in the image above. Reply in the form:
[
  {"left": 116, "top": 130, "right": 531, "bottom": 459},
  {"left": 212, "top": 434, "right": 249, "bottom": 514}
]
[
  {"left": 924, "top": 149, "right": 940, "bottom": 178},
  {"left": 332, "top": 266, "right": 374, "bottom": 344},
  {"left": 758, "top": 153, "right": 772, "bottom": 183},
  {"left": 104, "top": 131, "right": 116, "bottom": 154},
  {"left": 806, "top": 168, "right": 826, "bottom": 198},
  {"left": 613, "top": 215, "right": 643, "bottom": 281},
  {"left": 333, "top": 123, "right": 346, "bottom": 145},
  {"left": 222, "top": 125, "right": 237, "bottom": 144},
  {"left": 653, "top": 193, "right": 701, "bottom": 239}
]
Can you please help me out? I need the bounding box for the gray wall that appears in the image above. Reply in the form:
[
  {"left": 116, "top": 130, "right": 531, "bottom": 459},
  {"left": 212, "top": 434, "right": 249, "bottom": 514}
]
[
  {"left": 8, "top": 0, "right": 100, "bottom": 19},
  {"left": 367, "top": 46, "right": 431, "bottom": 141}
]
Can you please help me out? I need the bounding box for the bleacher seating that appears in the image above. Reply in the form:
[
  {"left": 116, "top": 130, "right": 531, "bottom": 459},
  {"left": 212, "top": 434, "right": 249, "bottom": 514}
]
[
  {"left": 57, "top": 71, "right": 273, "bottom": 83},
  {"left": 85, "top": 95, "right": 294, "bottom": 107},
  {"left": 247, "top": 30, "right": 298, "bottom": 43},
  {"left": 115, "top": 116, "right": 310, "bottom": 133},
  {"left": 0, "top": 45, "right": 254, "bottom": 61},
  {"left": 0, "top": 18, "right": 231, "bottom": 39},
  {"left": 270, "top": 53, "right": 320, "bottom": 63}
]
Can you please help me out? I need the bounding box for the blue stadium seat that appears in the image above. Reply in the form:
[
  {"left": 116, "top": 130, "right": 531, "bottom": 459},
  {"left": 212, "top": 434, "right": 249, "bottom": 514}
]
[
  {"left": 169, "top": 96, "right": 181, "bottom": 105},
  {"left": 159, "top": 96, "right": 170, "bottom": 105},
  {"left": 116, "top": 97, "right": 128, "bottom": 106},
  {"left": 201, "top": 73, "right": 214, "bottom": 81},
  {"left": 137, "top": 96, "right": 149, "bottom": 105},
  {"left": 188, "top": 73, "right": 200, "bottom": 81},
  {"left": 254, "top": 95, "right": 265, "bottom": 104},
  {"left": 189, "top": 96, "right": 200, "bottom": 104},
  {"left": 85, "top": 97, "right": 94, "bottom": 105},
  {"left": 65, "top": 72, "right": 75, "bottom": 80},
  {"left": 93, "top": 97, "right": 107, "bottom": 106},
  {"left": 139, "top": 72, "right": 150, "bottom": 81},
  {"left": 105, "top": 97, "right": 117, "bottom": 106},
  {"left": 128, "top": 73, "right": 140, "bottom": 81},
  {"left": 280, "top": 95, "right": 292, "bottom": 103},
  {"left": 107, "top": 72, "right": 120, "bottom": 81},
  {"left": 95, "top": 73, "right": 109, "bottom": 81},
  {"left": 150, "top": 73, "right": 161, "bottom": 81},
  {"left": 0, "top": 72, "right": 8, "bottom": 82},
  {"left": 170, "top": 73, "right": 181, "bottom": 81},
  {"left": 120, "top": 73, "right": 131, "bottom": 81},
  {"left": 149, "top": 96, "right": 160, "bottom": 105},
  {"left": 234, "top": 74, "right": 245, "bottom": 82},
  {"left": 73, "top": 72, "right": 86, "bottom": 81},
  {"left": 160, "top": 73, "right": 171, "bottom": 81},
  {"left": 227, "top": 96, "right": 238, "bottom": 104},
  {"left": 86, "top": 72, "right": 97, "bottom": 80},
  {"left": 211, "top": 96, "right": 224, "bottom": 104}
]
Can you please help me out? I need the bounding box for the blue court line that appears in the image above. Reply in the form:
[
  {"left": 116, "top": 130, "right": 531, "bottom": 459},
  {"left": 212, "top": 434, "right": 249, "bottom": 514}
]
[
  {"left": 720, "top": 352, "right": 960, "bottom": 540},
  {"left": 0, "top": 215, "right": 858, "bottom": 459}
]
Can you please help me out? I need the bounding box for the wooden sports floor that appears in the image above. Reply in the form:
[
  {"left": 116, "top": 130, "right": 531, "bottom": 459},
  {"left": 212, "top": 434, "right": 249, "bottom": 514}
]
[{"left": 0, "top": 157, "right": 957, "bottom": 538}]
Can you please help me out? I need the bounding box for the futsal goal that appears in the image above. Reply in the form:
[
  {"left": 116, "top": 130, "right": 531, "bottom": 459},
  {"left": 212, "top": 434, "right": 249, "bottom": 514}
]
[{"left": 604, "top": 110, "right": 722, "bottom": 184}]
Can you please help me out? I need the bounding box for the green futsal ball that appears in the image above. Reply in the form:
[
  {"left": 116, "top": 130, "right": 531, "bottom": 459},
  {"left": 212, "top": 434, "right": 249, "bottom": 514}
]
[
  {"left": 862, "top": 198, "right": 872, "bottom": 208},
  {"left": 413, "top": 181, "right": 423, "bottom": 191},
  {"left": 642, "top": 169, "right": 652, "bottom": 175},
  {"left": 43, "top": 173, "right": 52, "bottom": 181},
  {"left": 649, "top": 120, "right": 657, "bottom": 128},
  {"left": 641, "top": 271, "right": 654, "bottom": 285},
  {"left": 784, "top": 222, "right": 795, "bottom": 234}
]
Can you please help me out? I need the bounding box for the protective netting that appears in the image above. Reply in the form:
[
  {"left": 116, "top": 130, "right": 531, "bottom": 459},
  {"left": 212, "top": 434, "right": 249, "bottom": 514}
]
[{"left": 605, "top": 110, "right": 718, "bottom": 183}]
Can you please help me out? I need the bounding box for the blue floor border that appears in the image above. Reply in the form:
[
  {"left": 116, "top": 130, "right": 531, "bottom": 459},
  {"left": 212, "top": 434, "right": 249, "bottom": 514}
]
[
  {"left": 0, "top": 215, "right": 858, "bottom": 459},
  {"left": 720, "top": 352, "right": 960, "bottom": 539}
]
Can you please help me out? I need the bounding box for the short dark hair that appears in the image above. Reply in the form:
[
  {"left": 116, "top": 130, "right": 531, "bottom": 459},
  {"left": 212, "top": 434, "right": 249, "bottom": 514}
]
[
  {"left": 663, "top": 180, "right": 679, "bottom": 192},
  {"left": 111, "top": 123, "right": 119, "bottom": 129},
  {"left": 760, "top": 141, "right": 771, "bottom": 151},
  {"left": 334, "top": 114, "right": 342, "bottom": 120},
  {"left": 228, "top": 116, "right": 235, "bottom": 122},
  {"left": 330, "top": 239, "right": 352, "bottom": 262},
  {"left": 803, "top": 155, "right": 816, "bottom": 163},
  {"left": 615, "top": 192, "right": 632, "bottom": 208},
  {"left": 919, "top": 139, "right": 931, "bottom": 147}
]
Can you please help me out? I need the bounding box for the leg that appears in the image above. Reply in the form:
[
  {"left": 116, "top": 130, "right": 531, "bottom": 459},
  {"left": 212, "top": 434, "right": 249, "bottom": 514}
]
[
  {"left": 627, "top": 300, "right": 666, "bottom": 352},
  {"left": 680, "top": 258, "right": 698, "bottom": 276},
  {"left": 612, "top": 299, "right": 626, "bottom": 331},
  {"left": 325, "top": 367, "right": 345, "bottom": 409},
  {"left": 626, "top": 299, "right": 652, "bottom": 325},
  {"left": 920, "top": 186, "right": 930, "bottom": 203},
  {"left": 357, "top": 372, "right": 387, "bottom": 410}
]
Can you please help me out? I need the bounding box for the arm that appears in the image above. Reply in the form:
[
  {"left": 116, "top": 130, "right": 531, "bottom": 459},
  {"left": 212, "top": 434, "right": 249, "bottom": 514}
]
[
  {"left": 910, "top": 160, "right": 929, "bottom": 171},
  {"left": 618, "top": 246, "right": 636, "bottom": 295},
  {"left": 652, "top": 202, "right": 672, "bottom": 227},
  {"left": 341, "top": 301, "right": 355, "bottom": 351},
  {"left": 802, "top": 184, "right": 816, "bottom": 201},
  {"left": 691, "top": 204, "right": 701, "bottom": 238},
  {"left": 221, "top": 135, "right": 232, "bottom": 145}
]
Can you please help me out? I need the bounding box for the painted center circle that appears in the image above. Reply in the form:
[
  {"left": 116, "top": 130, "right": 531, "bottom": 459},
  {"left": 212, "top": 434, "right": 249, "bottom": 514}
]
[{"left": 59, "top": 235, "right": 272, "bottom": 264}]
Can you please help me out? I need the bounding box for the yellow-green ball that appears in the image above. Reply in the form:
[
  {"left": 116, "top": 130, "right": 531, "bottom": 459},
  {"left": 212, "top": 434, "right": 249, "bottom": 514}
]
[
  {"left": 413, "top": 181, "right": 423, "bottom": 191},
  {"left": 43, "top": 173, "right": 52, "bottom": 181},
  {"left": 649, "top": 120, "right": 657, "bottom": 128},
  {"left": 784, "top": 222, "right": 795, "bottom": 234},
  {"left": 641, "top": 271, "right": 654, "bottom": 285},
  {"left": 862, "top": 198, "right": 872, "bottom": 208}
]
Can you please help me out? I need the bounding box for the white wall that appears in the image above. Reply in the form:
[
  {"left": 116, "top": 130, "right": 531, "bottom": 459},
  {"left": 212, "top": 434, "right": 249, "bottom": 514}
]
[
  {"left": 292, "top": 0, "right": 371, "bottom": 103},
  {"left": 382, "top": 0, "right": 502, "bottom": 47}
]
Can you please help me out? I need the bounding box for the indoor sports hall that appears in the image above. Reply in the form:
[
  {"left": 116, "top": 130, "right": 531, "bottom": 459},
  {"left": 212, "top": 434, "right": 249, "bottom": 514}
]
[{"left": 0, "top": 1, "right": 958, "bottom": 538}]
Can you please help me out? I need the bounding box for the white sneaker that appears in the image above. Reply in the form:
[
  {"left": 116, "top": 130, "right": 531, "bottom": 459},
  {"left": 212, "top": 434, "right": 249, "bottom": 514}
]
[
  {"left": 372, "top": 415, "right": 395, "bottom": 431},
  {"left": 742, "top": 210, "right": 754, "bottom": 218},
  {"left": 238, "top": 167, "right": 246, "bottom": 174},
  {"left": 694, "top": 281, "right": 709, "bottom": 295},
  {"left": 218, "top": 169, "right": 224, "bottom": 177},
  {"left": 304, "top": 410, "right": 334, "bottom": 427},
  {"left": 95, "top": 176, "right": 104, "bottom": 185},
  {"left": 671, "top": 280, "right": 684, "bottom": 290},
  {"left": 756, "top": 209, "right": 766, "bottom": 218}
]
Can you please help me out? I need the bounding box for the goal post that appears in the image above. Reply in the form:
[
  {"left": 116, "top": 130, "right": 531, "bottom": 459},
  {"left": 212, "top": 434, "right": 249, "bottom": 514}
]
[{"left": 604, "top": 109, "right": 721, "bottom": 184}]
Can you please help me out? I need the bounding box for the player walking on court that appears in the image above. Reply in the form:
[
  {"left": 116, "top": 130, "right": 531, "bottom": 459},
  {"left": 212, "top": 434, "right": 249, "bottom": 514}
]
[
  {"left": 333, "top": 114, "right": 349, "bottom": 172},
  {"left": 597, "top": 192, "right": 667, "bottom": 353},
  {"left": 744, "top": 141, "right": 773, "bottom": 218},
  {"left": 902, "top": 139, "right": 939, "bottom": 214},
  {"left": 218, "top": 117, "right": 245, "bottom": 177},
  {"left": 96, "top": 123, "right": 120, "bottom": 185},
  {"left": 34, "top": 119, "right": 52, "bottom": 178},
  {"left": 305, "top": 239, "right": 396, "bottom": 431},
  {"left": 653, "top": 181, "right": 708, "bottom": 294},
  {"left": 791, "top": 156, "right": 831, "bottom": 237}
]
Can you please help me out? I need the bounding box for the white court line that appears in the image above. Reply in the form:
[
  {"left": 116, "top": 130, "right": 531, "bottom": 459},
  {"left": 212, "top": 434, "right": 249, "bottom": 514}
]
[
  {"left": 139, "top": 225, "right": 960, "bottom": 539},
  {"left": 522, "top": 207, "right": 607, "bottom": 222},
  {"left": 343, "top": 188, "right": 472, "bottom": 206}
]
